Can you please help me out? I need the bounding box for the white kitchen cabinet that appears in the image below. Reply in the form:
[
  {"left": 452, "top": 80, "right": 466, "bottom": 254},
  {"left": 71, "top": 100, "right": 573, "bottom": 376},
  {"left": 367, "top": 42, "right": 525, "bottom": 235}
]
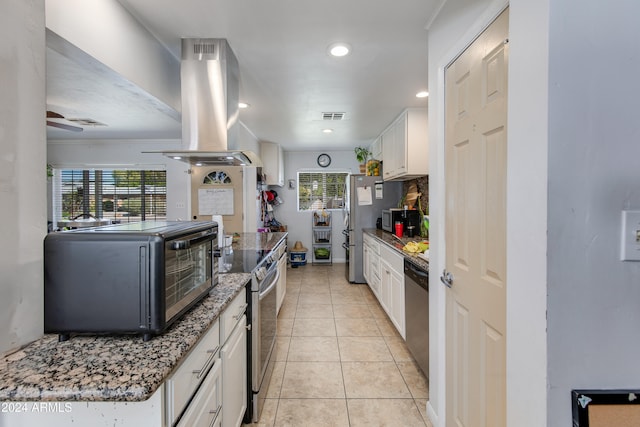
[
  {"left": 1, "top": 288, "right": 249, "bottom": 427},
  {"left": 0, "top": 388, "right": 166, "bottom": 427},
  {"left": 166, "top": 320, "right": 221, "bottom": 425},
  {"left": 260, "top": 141, "right": 284, "bottom": 186},
  {"left": 219, "top": 289, "right": 247, "bottom": 427},
  {"left": 176, "top": 358, "right": 222, "bottom": 427},
  {"left": 381, "top": 125, "right": 396, "bottom": 179},
  {"left": 379, "top": 244, "right": 405, "bottom": 338},
  {"left": 370, "top": 136, "right": 382, "bottom": 160},
  {"left": 363, "top": 237, "right": 371, "bottom": 283},
  {"left": 276, "top": 248, "right": 287, "bottom": 313},
  {"left": 220, "top": 288, "right": 248, "bottom": 343},
  {"left": 221, "top": 314, "right": 247, "bottom": 427},
  {"left": 363, "top": 234, "right": 381, "bottom": 299},
  {"left": 381, "top": 108, "right": 428, "bottom": 181}
]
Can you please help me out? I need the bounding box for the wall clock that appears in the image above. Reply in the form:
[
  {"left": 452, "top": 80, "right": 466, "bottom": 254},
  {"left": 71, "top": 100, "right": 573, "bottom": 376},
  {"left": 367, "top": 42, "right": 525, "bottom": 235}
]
[{"left": 317, "top": 153, "right": 331, "bottom": 167}]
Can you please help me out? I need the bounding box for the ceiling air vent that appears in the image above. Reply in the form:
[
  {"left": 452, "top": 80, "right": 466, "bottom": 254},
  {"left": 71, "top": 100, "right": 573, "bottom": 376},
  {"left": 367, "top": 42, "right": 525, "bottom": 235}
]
[
  {"left": 322, "top": 112, "right": 346, "bottom": 120},
  {"left": 193, "top": 42, "right": 216, "bottom": 55}
]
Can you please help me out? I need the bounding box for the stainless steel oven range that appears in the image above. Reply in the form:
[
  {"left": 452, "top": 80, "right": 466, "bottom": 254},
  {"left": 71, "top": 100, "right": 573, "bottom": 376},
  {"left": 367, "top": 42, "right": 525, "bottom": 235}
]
[
  {"left": 44, "top": 221, "right": 218, "bottom": 341},
  {"left": 248, "top": 245, "right": 281, "bottom": 423},
  {"left": 216, "top": 239, "right": 285, "bottom": 423}
]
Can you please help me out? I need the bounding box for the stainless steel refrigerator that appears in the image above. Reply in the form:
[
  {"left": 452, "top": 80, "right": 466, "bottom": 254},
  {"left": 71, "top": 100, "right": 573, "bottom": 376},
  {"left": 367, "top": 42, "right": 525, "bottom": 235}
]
[{"left": 345, "top": 175, "right": 402, "bottom": 283}]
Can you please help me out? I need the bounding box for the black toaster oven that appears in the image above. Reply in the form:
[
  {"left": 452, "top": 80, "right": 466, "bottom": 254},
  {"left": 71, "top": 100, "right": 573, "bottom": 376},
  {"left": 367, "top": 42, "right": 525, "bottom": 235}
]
[{"left": 44, "top": 221, "right": 218, "bottom": 341}]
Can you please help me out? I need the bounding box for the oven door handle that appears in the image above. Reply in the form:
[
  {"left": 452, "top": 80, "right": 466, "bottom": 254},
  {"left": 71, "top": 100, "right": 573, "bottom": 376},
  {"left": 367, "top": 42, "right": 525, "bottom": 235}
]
[
  {"left": 169, "top": 231, "right": 217, "bottom": 250},
  {"left": 259, "top": 268, "right": 280, "bottom": 300}
]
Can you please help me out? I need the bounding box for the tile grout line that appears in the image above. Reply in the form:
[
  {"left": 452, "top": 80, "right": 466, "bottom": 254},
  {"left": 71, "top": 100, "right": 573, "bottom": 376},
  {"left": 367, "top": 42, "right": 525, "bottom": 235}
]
[{"left": 331, "top": 276, "right": 353, "bottom": 426}]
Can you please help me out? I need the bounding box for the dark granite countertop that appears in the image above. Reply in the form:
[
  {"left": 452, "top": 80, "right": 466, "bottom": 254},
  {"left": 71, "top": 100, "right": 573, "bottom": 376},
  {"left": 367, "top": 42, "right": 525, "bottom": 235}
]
[
  {"left": 363, "top": 228, "right": 429, "bottom": 272},
  {"left": 233, "top": 231, "right": 287, "bottom": 251},
  {"left": 0, "top": 274, "right": 251, "bottom": 402},
  {"left": 0, "top": 232, "right": 289, "bottom": 403}
]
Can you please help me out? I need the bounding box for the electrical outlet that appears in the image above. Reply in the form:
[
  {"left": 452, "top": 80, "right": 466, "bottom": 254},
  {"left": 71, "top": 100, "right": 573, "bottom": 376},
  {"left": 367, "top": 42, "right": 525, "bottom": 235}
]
[
  {"left": 176, "top": 202, "right": 185, "bottom": 209},
  {"left": 621, "top": 210, "right": 640, "bottom": 261}
]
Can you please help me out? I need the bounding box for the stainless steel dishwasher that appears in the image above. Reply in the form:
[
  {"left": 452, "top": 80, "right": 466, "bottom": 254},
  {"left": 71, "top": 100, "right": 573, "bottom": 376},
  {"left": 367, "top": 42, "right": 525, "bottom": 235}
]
[{"left": 404, "top": 259, "right": 429, "bottom": 377}]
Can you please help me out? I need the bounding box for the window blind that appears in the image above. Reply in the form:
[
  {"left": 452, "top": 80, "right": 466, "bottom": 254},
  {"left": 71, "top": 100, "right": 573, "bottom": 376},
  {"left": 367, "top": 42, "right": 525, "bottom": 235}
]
[
  {"left": 297, "top": 171, "right": 348, "bottom": 211},
  {"left": 52, "top": 168, "right": 167, "bottom": 227}
]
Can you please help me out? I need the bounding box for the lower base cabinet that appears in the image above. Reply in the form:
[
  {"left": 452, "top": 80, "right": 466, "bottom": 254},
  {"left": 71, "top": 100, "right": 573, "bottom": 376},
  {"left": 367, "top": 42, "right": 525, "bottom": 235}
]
[
  {"left": 364, "top": 236, "right": 405, "bottom": 338},
  {"left": 276, "top": 249, "right": 287, "bottom": 313},
  {"left": 176, "top": 358, "right": 222, "bottom": 427},
  {"left": 363, "top": 234, "right": 381, "bottom": 299},
  {"left": 221, "top": 314, "right": 247, "bottom": 427},
  {"left": 1, "top": 288, "right": 248, "bottom": 427}
]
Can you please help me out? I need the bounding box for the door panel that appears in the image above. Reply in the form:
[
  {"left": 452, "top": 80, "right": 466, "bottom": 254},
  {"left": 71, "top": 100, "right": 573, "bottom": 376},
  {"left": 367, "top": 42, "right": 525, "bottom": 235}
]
[
  {"left": 481, "top": 322, "right": 504, "bottom": 427},
  {"left": 445, "top": 8, "right": 509, "bottom": 427},
  {"left": 452, "top": 139, "right": 471, "bottom": 270},
  {"left": 452, "top": 301, "right": 470, "bottom": 427}
]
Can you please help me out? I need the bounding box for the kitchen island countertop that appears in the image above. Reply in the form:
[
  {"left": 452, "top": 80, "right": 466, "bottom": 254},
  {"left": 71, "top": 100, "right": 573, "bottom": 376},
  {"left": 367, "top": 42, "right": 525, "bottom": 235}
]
[
  {"left": 0, "top": 232, "right": 288, "bottom": 403},
  {"left": 232, "top": 231, "right": 287, "bottom": 251},
  {"left": 0, "top": 273, "right": 250, "bottom": 402}
]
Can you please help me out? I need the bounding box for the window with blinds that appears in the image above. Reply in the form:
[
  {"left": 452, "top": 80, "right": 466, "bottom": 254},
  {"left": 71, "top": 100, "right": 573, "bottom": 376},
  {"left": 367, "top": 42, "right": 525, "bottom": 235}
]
[
  {"left": 297, "top": 171, "right": 348, "bottom": 211},
  {"left": 52, "top": 168, "right": 167, "bottom": 227}
]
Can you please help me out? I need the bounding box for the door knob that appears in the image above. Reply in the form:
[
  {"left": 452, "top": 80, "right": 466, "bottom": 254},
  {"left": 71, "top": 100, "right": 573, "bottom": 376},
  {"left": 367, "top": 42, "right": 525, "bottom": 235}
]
[{"left": 440, "top": 269, "right": 453, "bottom": 288}]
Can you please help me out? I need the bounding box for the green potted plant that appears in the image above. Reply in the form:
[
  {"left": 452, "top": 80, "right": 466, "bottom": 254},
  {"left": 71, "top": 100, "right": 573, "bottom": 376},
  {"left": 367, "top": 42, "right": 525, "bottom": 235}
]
[{"left": 354, "top": 146, "right": 371, "bottom": 173}]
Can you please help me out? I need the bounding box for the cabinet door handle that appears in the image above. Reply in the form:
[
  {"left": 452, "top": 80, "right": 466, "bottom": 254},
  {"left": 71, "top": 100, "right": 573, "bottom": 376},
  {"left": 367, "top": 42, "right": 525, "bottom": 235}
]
[
  {"left": 192, "top": 345, "right": 219, "bottom": 378},
  {"left": 234, "top": 303, "right": 248, "bottom": 321},
  {"left": 209, "top": 404, "right": 222, "bottom": 424}
]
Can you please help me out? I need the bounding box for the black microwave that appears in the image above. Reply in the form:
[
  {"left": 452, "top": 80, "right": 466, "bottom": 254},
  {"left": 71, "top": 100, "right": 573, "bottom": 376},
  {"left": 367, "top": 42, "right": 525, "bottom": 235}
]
[
  {"left": 381, "top": 209, "right": 422, "bottom": 235},
  {"left": 44, "top": 221, "right": 218, "bottom": 341},
  {"left": 381, "top": 208, "right": 403, "bottom": 232}
]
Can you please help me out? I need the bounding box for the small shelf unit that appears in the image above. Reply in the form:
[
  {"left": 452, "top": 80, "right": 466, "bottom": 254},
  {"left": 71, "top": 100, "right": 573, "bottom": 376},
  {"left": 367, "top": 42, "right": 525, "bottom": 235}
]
[{"left": 312, "top": 210, "right": 332, "bottom": 264}]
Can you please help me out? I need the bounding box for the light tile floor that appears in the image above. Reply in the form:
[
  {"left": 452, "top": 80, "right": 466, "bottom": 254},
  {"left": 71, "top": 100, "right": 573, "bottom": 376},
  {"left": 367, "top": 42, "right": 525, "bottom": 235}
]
[{"left": 244, "top": 263, "right": 432, "bottom": 427}]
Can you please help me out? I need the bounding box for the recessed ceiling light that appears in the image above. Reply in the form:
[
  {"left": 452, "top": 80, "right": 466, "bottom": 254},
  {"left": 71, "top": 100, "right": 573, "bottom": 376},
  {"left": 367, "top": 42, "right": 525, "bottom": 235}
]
[
  {"left": 323, "top": 129, "right": 334, "bottom": 133},
  {"left": 416, "top": 91, "right": 429, "bottom": 98},
  {"left": 172, "top": 156, "right": 182, "bottom": 160},
  {"left": 328, "top": 42, "right": 351, "bottom": 57},
  {"left": 238, "top": 102, "right": 250, "bottom": 109}
]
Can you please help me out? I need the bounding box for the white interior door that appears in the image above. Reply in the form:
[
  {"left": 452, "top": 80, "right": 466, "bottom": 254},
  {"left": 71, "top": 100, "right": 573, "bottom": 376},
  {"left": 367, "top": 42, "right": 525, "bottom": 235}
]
[
  {"left": 191, "top": 166, "right": 244, "bottom": 233},
  {"left": 444, "top": 8, "right": 509, "bottom": 427}
]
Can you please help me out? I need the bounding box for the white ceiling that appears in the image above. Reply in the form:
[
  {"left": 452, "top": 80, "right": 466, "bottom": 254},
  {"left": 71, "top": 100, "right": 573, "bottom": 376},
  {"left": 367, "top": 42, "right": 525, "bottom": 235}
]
[{"left": 46, "top": 0, "right": 438, "bottom": 151}]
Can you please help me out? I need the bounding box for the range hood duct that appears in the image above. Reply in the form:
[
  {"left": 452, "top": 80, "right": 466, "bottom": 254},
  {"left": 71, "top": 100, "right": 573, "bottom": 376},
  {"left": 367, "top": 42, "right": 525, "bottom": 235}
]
[{"left": 162, "top": 38, "right": 261, "bottom": 167}]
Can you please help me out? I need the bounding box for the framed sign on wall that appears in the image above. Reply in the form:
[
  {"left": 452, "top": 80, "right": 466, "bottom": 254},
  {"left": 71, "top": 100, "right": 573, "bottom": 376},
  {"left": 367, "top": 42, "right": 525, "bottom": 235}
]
[{"left": 572, "top": 390, "right": 640, "bottom": 427}]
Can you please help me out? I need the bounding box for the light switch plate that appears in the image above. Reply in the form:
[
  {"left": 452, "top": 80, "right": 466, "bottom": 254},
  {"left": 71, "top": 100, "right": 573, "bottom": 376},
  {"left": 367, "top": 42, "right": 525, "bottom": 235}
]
[{"left": 621, "top": 210, "right": 640, "bottom": 261}]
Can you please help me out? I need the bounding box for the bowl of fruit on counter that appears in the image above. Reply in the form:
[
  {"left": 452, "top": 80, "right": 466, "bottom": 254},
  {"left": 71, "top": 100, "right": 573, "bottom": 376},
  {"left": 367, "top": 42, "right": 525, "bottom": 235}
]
[{"left": 402, "top": 241, "right": 429, "bottom": 260}]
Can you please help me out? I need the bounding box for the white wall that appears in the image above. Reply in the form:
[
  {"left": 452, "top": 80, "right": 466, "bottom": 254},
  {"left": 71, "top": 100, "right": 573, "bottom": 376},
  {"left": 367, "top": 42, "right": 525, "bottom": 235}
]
[
  {"left": 505, "top": 1, "right": 550, "bottom": 426},
  {"left": 546, "top": 0, "right": 640, "bottom": 425},
  {"left": 47, "top": 140, "right": 190, "bottom": 221},
  {"left": 274, "top": 150, "right": 361, "bottom": 260},
  {"left": 0, "top": 0, "right": 46, "bottom": 355},
  {"left": 428, "top": 1, "right": 550, "bottom": 426},
  {"left": 238, "top": 122, "right": 260, "bottom": 155},
  {"left": 46, "top": 0, "right": 180, "bottom": 111}
]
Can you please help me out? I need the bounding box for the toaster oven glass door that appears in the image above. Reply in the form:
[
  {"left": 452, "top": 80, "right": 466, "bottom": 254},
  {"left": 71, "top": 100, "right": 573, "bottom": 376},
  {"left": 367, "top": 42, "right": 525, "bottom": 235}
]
[{"left": 165, "top": 230, "right": 214, "bottom": 321}]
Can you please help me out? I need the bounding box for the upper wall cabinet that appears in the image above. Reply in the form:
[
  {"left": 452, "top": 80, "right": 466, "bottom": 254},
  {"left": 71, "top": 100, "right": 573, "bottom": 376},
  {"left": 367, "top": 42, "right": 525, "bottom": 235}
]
[
  {"left": 260, "top": 141, "right": 284, "bottom": 186},
  {"left": 381, "top": 108, "right": 428, "bottom": 181},
  {"left": 370, "top": 136, "right": 383, "bottom": 161}
]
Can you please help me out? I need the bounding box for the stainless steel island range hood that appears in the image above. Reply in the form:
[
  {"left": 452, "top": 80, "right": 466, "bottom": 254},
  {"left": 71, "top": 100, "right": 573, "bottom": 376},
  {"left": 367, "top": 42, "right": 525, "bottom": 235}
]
[{"left": 161, "top": 38, "right": 261, "bottom": 166}]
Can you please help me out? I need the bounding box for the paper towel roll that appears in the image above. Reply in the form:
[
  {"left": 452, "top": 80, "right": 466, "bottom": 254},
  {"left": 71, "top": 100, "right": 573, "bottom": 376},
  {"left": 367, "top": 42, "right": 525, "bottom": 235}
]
[{"left": 211, "top": 215, "right": 224, "bottom": 248}]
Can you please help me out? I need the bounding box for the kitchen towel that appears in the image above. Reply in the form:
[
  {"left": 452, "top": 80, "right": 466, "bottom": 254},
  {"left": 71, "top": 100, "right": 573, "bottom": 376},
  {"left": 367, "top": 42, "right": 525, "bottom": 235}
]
[{"left": 211, "top": 215, "right": 224, "bottom": 248}]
